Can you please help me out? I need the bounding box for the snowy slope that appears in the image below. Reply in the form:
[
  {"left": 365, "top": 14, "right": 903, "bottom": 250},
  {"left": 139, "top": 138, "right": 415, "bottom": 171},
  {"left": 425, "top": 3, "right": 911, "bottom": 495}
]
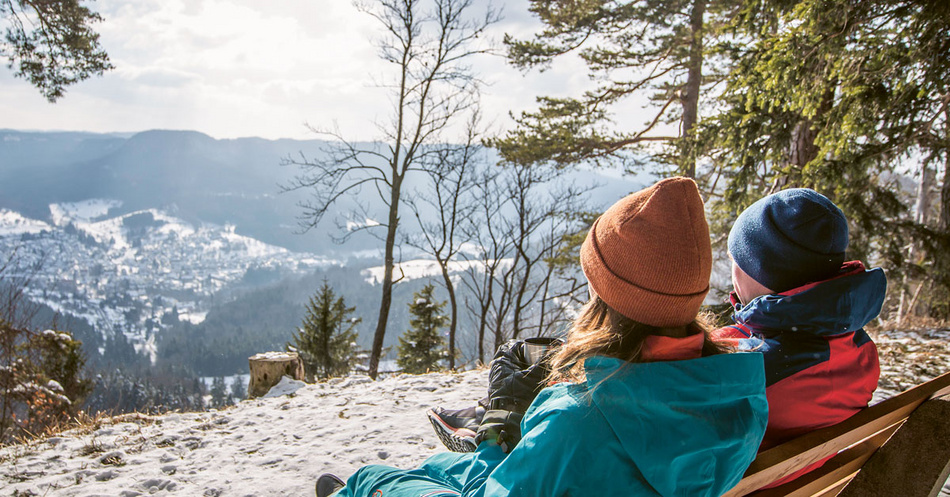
[
  {"left": 2, "top": 329, "right": 949, "bottom": 496},
  {"left": 0, "top": 209, "right": 51, "bottom": 236},
  {"left": 0, "top": 370, "right": 488, "bottom": 496},
  {"left": 0, "top": 202, "right": 334, "bottom": 360}
]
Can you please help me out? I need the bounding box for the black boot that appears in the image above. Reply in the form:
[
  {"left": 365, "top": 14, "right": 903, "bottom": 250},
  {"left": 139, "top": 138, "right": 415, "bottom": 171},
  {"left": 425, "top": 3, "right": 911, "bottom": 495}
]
[{"left": 315, "top": 473, "right": 345, "bottom": 497}]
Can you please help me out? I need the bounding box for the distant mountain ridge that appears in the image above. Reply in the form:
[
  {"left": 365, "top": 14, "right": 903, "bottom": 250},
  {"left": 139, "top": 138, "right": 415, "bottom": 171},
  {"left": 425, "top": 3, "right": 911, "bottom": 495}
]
[
  {"left": 0, "top": 129, "right": 337, "bottom": 254},
  {"left": 0, "top": 129, "right": 649, "bottom": 255}
]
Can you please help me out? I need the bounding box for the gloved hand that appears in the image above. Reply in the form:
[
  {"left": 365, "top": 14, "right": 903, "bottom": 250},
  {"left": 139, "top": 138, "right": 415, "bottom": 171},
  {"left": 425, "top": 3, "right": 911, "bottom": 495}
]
[
  {"left": 475, "top": 409, "right": 524, "bottom": 453},
  {"left": 486, "top": 338, "right": 561, "bottom": 413},
  {"left": 476, "top": 337, "right": 564, "bottom": 453}
]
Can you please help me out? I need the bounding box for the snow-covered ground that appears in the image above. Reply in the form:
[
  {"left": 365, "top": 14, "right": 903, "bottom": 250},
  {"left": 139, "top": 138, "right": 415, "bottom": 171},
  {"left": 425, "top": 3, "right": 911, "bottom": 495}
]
[
  {"left": 0, "top": 210, "right": 51, "bottom": 236},
  {"left": 1, "top": 370, "right": 488, "bottom": 496},
  {"left": 2, "top": 328, "right": 948, "bottom": 496},
  {"left": 873, "top": 328, "right": 950, "bottom": 400}
]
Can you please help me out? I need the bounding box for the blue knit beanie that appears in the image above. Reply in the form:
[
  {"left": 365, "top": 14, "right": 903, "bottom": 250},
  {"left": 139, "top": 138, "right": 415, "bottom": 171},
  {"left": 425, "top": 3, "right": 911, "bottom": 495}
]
[{"left": 728, "top": 188, "right": 848, "bottom": 293}]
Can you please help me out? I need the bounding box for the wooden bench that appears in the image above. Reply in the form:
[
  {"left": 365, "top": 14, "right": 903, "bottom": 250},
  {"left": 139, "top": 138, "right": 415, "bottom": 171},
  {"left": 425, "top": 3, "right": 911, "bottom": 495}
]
[{"left": 724, "top": 370, "right": 950, "bottom": 497}]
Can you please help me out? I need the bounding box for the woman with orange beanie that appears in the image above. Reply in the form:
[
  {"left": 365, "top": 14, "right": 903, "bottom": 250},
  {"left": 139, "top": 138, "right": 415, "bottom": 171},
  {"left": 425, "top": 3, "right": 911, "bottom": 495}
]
[{"left": 316, "top": 177, "right": 769, "bottom": 497}]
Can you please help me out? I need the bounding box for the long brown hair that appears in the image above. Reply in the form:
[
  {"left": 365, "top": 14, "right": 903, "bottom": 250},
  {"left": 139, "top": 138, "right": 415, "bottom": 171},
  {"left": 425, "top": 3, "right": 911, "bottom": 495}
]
[{"left": 547, "top": 296, "right": 727, "bottom": 384}]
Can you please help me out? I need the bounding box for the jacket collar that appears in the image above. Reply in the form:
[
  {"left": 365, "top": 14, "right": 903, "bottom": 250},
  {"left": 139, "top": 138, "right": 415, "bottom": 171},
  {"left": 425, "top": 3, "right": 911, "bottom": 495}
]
[
  {"left": 731, "top": 262, "right": 887, "bottom": 337},
  {"left": 641, "top": 333, "right": 704, "bottom": 362}
]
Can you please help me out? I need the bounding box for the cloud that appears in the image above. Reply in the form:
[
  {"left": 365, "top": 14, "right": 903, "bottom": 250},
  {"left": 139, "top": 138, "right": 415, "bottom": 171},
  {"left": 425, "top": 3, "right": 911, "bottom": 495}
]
[
  {"left": 124, "top": 67, "right": 201, "bottom": 88},
  {"left": 0, "top": 0, "right": 666, "bottom": 141}
]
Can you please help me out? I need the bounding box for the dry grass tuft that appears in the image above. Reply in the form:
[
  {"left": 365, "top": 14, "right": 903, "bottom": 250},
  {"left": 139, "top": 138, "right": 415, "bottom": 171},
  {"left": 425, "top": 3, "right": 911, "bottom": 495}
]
[
  {"left": 4, "top": 410, "right": 165, "bottom": 449},
  {"left": 870, "top": 314, "right": 949, "bottom": 334}
]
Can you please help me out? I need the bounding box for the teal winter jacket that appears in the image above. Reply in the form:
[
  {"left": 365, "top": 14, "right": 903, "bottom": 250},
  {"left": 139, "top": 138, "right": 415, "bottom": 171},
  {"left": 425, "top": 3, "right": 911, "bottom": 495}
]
[{"left": 335, "top": 353, "right": 768, "bottom": 497}]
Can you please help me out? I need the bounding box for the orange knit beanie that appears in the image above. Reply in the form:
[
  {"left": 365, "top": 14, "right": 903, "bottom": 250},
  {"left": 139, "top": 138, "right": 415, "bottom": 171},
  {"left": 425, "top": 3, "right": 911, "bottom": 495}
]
[{"left": 580, "top": 177, "right": 712, "bottom": 327}]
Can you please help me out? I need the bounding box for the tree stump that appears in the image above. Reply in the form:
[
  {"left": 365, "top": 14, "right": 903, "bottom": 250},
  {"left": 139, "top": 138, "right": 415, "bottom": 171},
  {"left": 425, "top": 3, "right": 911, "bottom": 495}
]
[{"left": 247, "top": 351, "right": 305, "bottom": 398}]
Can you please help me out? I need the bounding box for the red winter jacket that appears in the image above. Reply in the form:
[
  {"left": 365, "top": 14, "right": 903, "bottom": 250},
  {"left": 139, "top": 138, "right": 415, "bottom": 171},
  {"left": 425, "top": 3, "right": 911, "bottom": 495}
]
[{"left": 712, "top": 261, "right": 886, "bottom": 485}]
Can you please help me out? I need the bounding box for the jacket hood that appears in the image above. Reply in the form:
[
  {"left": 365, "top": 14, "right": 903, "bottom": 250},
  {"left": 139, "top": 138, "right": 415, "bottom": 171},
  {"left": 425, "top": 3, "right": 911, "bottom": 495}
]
[
  {"left": 734, "top": 265, "right": 886, "bottom": 337},
  {"left": 584, "top": 354, "right": 768, "bottom": 496}
]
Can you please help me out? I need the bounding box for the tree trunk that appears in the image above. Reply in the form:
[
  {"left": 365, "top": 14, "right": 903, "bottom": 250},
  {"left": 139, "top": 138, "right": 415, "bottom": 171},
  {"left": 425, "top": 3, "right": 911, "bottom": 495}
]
[
  {"left": 440, "top": 264, "right": 458, "bottom": 369},
  {"left": 477, "top": 266, "right": 495, "bottom": 363},
  {"left": 914, "top": 163, "right": 936, "bottom": 226},
  {"left": 321, "top": 301, "right": 331, "bottom": 381},
  {"left": 774, "top": 78, "right": 837, "bottom": 195},
  {"left": 900, "top": 161, "right": 937, "bottom": 321},
  {"left": 494, "top": 253, "right": 518, "bottom": 347},
  {"left": 477, "top": 302, "right": 489, "bottom": 363},
  {"left": 511, "top": 261, "right": 531, "bottom": 340},
  {"left": 942, "top": 163, "right": 950, "bottom": 232},
  {"left": 248, "top": 352, "right": 305, "bottom": 398},
  {"left": 536, "top": 262, "right": 556, "bottom": 336},
  {"left": 782, "top": 81, "right": 836, "bottom": 190},
  {"left": 369, "top": 180, "right": 403, "bottom": 380},
  {"left": 679, "top": 0, "right": 706, "bottom": 179},
  {"left": 787, "top": 119, "right": 820, "bottom": 170},
  {"left": 941, "top": 110, "right": 950, "bottom": 232}
]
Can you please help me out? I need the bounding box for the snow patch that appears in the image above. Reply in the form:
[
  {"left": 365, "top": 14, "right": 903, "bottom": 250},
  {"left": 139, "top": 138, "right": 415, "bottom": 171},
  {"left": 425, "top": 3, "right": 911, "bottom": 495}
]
[
  {"left": 179, "top": 310, "right": 208, "bottom": 325},
  {"left": 49, "top": 199, "right": 122, "bottom": 226},
  {"left": 249, "top": 351, "right": 296, "bottom": 361},
  {"left": 260, "top": 376, "right": 306, "bottom": 398},
  {"left": 0, "top": 210, "right": 51, "bottom": 236},
  {"left": 346, "top": 217, "right": 381, "bottom": 232},
  {"left": 361, "top": 259, "right": 505, "bottom": 285}
]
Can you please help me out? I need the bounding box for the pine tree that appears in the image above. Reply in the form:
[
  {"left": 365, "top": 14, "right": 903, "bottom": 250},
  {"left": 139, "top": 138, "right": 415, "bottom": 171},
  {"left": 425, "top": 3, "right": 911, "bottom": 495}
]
[
  {"left": 488, "top": 0, "right": 738, "bottom": 177},
  {"left": 1, "top": 0, "right": 114, "bottom": 101},
  {"left": 287, "top": 281, "right": 360, "bottom": 381},
  {"left": 397, "top": 284, "right": 448, "bottom": 374},
  {"left": 700, "top": 0, "right": 950, "bottom": 318},
  {"left": 209, "top": 376, "right": 228, "bottom": 408},
  {"left": 229, "top": 377, "right": 246, "bottom": 401},
  {"left": 0, "top": 325, "right": 92, "bottom": 443}
]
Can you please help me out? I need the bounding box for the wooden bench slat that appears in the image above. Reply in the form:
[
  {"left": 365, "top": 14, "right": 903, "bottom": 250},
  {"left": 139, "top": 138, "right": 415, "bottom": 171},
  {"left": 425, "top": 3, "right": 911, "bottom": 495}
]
[
  {"left": 724, "top": 370, "right": 950, "bottom": 496},
  {"left": 812, "top": 478, "right": 850, "bottom": 497},
  {"left": 750, "top": 422, "right": 901, "bottom": 497}
]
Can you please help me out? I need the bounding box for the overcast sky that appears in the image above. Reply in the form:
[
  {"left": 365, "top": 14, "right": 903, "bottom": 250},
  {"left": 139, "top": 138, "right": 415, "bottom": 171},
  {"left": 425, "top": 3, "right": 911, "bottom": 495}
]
[{"left": 0, "top": 0, "right": 648, "bottom": 141}]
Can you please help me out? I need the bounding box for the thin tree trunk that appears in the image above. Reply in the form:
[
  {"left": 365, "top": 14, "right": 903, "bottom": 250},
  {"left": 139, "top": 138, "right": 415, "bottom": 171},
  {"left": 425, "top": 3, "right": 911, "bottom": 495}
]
[
  {"left": 492, "top": 312, "right": 504, "bottom": 354},
  {"left": 536, "top": 261, "right": 556, "bottom": 336},
  {"left": 495, "top": 252, "right": 519, "bottom": 347},
  {"left": 477, "top": 302, "right": 489, "bottom": 362},
  {"left": 901, "top": 162, "right": 937, "bottom": 320},
  {"left": 679, "top": 0, "right": 706, "bottom": 178},
  {"left": 440, "top": 264, "right": 458, "bottom": 369},
  {"left": 941, "top": 109, "right": 950, "bottom": 232},
  {"left": 511, "top": 262, "right": 531, "bottom": 340},
  {"left": 369, "top": 181, "right": 403, "bottom": 380},
  {"left": 942, "top": 162, "right": 950, "bottom": 232},
  {"left": 477, "top": 268, "right": 495, "bottom": 362},
  {"left": 322, "top": 301, "right": 331, "bottom": 380},
  {"left": 369, "top": 241, "right": 394, "bottom": 380},
  {"left": 915, "top": 163, "right": 935, "bottom": 226}
]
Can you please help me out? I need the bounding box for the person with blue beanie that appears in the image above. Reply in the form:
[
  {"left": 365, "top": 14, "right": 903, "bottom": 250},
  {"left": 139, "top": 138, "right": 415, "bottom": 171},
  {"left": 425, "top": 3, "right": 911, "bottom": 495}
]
[
  {"left": 728, "top": 188, "right": 851, "bottom": 298},
  {"left": 715, "top": 187, "right": 886, "bottom": 486},
  {"left": 425, "top": 188, "right": 885, "bottom": 489}
]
